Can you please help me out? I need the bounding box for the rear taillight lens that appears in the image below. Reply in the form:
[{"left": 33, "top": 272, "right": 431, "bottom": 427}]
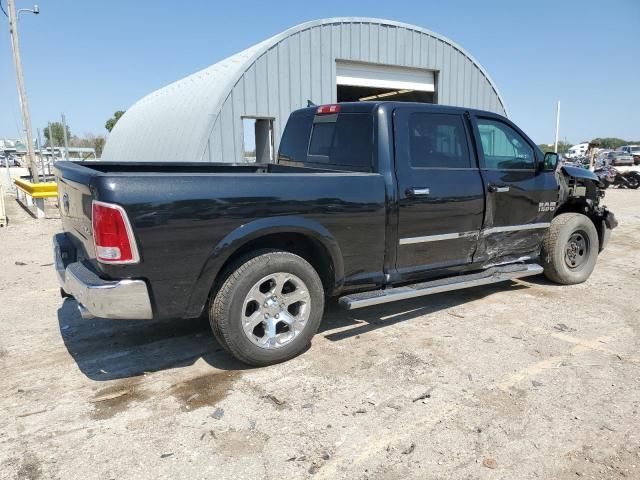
[{"left": 92, "top": 201, "right": 139, "bottom": 264}]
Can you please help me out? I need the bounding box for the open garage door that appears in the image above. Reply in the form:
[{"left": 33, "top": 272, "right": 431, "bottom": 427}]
[{"left": 336, "top": 61, "right": 435, "bottom": 103}]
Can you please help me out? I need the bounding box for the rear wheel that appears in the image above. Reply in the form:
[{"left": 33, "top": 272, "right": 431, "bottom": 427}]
[
  {"left": 541, "top": 213, "right": 599, "bottom": 285},
  {"left": 626, "top": 173, "right": 640, "bottom": 189},
  {"left": 209, "top": 250, "right": 325, "bottom": 366}
]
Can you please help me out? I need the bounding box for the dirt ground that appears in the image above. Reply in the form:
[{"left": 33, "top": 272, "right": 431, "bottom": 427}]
[{"left": 1, "top": 190, "right": 638, "bottom": 480}]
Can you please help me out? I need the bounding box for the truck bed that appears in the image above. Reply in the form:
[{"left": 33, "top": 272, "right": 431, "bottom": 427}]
[{"left": 54, "top": 160, "right": 387, "bottom": 320}]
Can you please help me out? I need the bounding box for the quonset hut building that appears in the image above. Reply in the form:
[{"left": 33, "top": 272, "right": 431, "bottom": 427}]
[{"left": 101, "top": 17, "right": 507, "bottom": 163}]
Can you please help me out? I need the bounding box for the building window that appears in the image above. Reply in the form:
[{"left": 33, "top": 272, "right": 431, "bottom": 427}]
[{"left": 242, "top": 117, "right": 275, "bottom": 163}]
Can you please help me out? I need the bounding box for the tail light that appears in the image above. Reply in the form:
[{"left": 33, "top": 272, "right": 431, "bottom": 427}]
[
  {"left": 92, "top": 200, "right": 140, "bottom": 264},
  {"left": 316, "top": 104, "right": 341, "bottom": 115}
]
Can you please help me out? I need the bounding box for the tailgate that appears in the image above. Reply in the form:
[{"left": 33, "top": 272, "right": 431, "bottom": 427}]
[{"left": 55, "top": 162, "right": 98, "bottom": 261}]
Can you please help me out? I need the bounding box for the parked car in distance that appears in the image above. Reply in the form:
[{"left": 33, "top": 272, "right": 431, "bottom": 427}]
[
  {"left": 53, "top": 102, "right": 617, "bottom": 366},
  {"left": 605, "top": 151, "right": 634, "bottom": 167},
  {"left": 617, "top": 145, "right": 640, "bottom": 165}
]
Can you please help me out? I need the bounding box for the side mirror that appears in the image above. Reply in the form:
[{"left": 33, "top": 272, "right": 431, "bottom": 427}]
[{"left": 543, "top": 152, "right": 559, "bottom": 171}]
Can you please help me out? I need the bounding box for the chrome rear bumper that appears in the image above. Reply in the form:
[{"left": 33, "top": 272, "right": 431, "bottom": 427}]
[{"left": 54, "top": 234, "right": 153, "bottom": 320}]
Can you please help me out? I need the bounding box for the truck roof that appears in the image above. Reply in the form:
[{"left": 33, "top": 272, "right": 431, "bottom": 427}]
[{"left": 292, "top": 101, "right": 507, "bottom": 119}]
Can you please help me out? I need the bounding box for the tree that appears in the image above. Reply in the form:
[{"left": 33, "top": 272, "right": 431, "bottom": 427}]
[
  {"left": 538, "top": 141, "right": 571, "bottom": 154},
  {"left": 43, "top": 122, "right": 71, "bottom": 147},
  {"left": 105, "top": 110, "right": 125, "bottom": 132},
  {"left": 70, "top": 133, "right": 106, "bottom": 158},
  {"left": 590, "top": 138, "right": 627, "bottom": 150}
]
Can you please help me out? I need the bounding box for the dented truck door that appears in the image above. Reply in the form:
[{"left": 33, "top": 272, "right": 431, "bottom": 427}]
[{"left": 470, "top": 114, "right": 558, "bottom": 265}]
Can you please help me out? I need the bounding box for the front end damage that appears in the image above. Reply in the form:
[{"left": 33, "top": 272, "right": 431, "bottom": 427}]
[{"left": 557, "top": 165, "right": 618, "bottom": 251}]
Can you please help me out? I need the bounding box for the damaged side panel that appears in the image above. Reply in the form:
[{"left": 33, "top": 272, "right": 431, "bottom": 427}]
[{"left": 473, "top": 169, "right": 559, "bottom": 267}]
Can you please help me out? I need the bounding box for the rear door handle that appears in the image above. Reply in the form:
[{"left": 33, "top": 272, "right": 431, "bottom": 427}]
[
  {"left": 406, "top": 187, "right": 430, "bottom": 196},
  {"left": 488, "top": 185, "right": 510, "bottom": 193}
]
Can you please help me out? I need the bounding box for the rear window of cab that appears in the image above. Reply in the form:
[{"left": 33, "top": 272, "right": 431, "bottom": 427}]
[{"left": 279, "top": 112, "right": 374, "bottom": 171}]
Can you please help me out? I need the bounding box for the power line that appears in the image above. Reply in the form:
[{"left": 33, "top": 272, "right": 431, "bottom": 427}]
[{"left": 0, "top": 1, "right": 7, "bottom": 18}]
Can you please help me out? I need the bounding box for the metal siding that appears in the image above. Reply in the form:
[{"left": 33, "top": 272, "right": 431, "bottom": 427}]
[
  {"left": 310, "top": 28, "right": 322, "bottom": 104},
  {"left": 368, "top": 23, "right": 379, "bottom": 63},
  {"left": 266, "top": 47, "right": 279, "bottom": 117},
  {"left": 331, "top": 24, "right": 341, "bottom": 103},
  {"left": 255, "top": 55, "right": 269, "bottom": 115},
  {"left": 456, "top": 50, "right": 465, "bottom": 107},
  {"left": 428, "top": 35, "right": 437, "bottom": 69},
  {"left": 320, "top": 26, "right": 333, "bottom": 104},
  {"left": 219, "top": 97, "right": 235, "bottom": 160},
  {"left": 289, "top": 34, "right": 301, "bottom": 113},
  {"left": 379, "top": 25, "right": 388, "bottom": 64},
  {"left": 231, "top": 84, "right": 244, "bottom": 163},
  {"left": 102, "top": 18, "right": 507, "bottom": 163},
  {"left": 340, "top": 23, "right": 350, "bottom": 59},
  {"left": 299, "top": 29, "right": 312, "bottom": 108},
  {"left": 350, "top": 22, "right": 358, "bottom": 61},
  {"left": 277, "top": 39, "right": 291, "bottom": 143},
  {"left": 210, "top": 118, "right": 222, "bottom": 163},
  {"left": 243, "top": 64, "right": 257, "bottom": 115},
  {"left": 388, "top": 26, "right": 397, "bottom": 64},
  {"left": 396, "top": 27, "right": 406, "bottom": 66},
  {"left": 414, "top": 31, "right": 422, "bottom": 66}
]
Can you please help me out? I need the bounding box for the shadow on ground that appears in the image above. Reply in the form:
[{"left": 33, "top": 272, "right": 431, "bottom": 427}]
[
  {"left": 57, "top": 299, "right": 247, "bottom": 381},
  {"left": 319, "top": 280, "right": 529, "bottom": 341},
  {"left": 58, "top": 280, "right": 528, "bottom": 381}
]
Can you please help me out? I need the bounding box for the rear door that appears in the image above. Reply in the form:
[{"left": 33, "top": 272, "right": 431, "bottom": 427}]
[
  {"left": 393, "top": 106, "right": 485, "bottom": 280},
  {"left": 471, "top": 115, "right": 558, "bottom": 264}
]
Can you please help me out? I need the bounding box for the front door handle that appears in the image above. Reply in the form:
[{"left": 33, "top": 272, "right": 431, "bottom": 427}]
[
  {"left": 406, "top": 187, "right": 430, "bottom": 196},
  {"left": 488, "top": 184, "right": 510, "bottom": 193}
]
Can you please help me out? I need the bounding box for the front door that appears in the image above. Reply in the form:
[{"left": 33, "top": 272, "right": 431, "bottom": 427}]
[
  {"left": 394, "top": 107, "right": 485, "bottom": 281},
  {"left": 471, "top": 115, "right": 558, "bottom": 265}
]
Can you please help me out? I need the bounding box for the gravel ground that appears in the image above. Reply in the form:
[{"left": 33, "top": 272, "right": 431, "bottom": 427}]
[{"left": 0, "top": 190, "right": 638, "bottom": 480}]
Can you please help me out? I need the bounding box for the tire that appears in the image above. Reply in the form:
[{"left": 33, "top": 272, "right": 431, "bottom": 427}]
[
  {"left": 626, "top": 174, "right": 640, "bottom": 189},
  {"left": 541, "top": 213, "right": 599, "bottom": 285},
  {"left": 209, "top": 249, "right": 325, "bottom": 366}
]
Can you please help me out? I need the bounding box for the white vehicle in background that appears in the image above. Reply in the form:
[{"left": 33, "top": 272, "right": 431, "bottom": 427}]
[
  {"left": 565, "top": 142, "right": 589, "bottom": 159},
  {"left": 617, "top": 145, "right": 640, "bottom": 165}
]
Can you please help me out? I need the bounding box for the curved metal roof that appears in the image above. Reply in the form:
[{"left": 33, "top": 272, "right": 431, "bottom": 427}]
[{"left": 102, "top": 18, "right": 507, "bottom": 162}]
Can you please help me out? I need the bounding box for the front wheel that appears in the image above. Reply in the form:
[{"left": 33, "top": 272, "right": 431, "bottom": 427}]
[
  {"left": 209, "top": 250, "right": 325, "bottom": 366},
  {"left": 541, "top": 213, "right": 599, "bottom": 285}
]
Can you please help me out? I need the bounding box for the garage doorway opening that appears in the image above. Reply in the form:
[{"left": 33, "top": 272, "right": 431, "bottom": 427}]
[
  {"left": 336, "top": 60, "right": 435, "bottom": 104},
  {"left": 337, "top": 85, "right": 434, "bottom": 102},
  {"left": 242, "top": 117, "right": 275, "bottom": 163}
]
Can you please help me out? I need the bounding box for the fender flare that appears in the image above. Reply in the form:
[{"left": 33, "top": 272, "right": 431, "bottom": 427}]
[{"left": 184, "top": 216, "right": 344, "bottom": 318}]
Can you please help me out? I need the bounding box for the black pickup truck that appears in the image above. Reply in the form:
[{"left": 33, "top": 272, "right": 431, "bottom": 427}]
[{"left": 54, "top": 102, "right": 616, "bottom": 365}]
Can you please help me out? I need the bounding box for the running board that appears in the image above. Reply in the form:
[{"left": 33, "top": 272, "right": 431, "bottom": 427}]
[{"left": 338, "top": 263, "right": 543, "bottom": 310}]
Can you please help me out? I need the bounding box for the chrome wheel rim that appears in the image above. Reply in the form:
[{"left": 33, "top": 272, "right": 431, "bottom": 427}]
[
  {"left": 241, "top": 272, "right": 311, "bottom": 349},
  {"left": 565, "top": 230, "right": 589, "bottom": 269}
]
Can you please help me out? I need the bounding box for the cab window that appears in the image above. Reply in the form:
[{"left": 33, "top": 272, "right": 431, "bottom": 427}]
[
  {"left": 476, "top": 118, "right": 535, "bottom": 170},
  {"left": 408, "top": 113, "right": 471, "bottom": 168}
]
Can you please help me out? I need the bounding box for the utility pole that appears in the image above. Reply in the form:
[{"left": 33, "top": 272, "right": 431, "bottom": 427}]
[
  {"left": 6, "top": 0, "right": 39, "bottom": 182},
  {"left": 48, "top": 121, "right": 54, "bottom": 162},
  {"left": 61, "top": 113, "right": 69, "bottom": 160},
  {"left": 554, "top": 101, "right": 561, "bottom": 154}
]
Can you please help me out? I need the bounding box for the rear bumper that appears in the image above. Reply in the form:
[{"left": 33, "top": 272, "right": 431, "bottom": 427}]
[{"left": 54, "top": 234, "right": 153, "bottom": 320}]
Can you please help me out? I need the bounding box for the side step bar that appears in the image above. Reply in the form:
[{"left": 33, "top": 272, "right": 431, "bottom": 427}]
[{"left": 338, "top": 263, "right": 543, "bottom": 310}]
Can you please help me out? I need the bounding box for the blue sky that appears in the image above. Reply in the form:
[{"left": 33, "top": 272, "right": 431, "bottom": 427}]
[{"left": 1, "top": 0, "right": 638, "bottom": 145}]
